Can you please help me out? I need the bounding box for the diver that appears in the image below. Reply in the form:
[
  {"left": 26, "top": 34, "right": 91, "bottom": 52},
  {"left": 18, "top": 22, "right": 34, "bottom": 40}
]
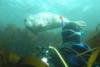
[
  {"left": 48, "top": 16, "right": 92, "bottom": 67},
  {"left": 59, "top": 16, "right": 92, "bottom": 67},
  {"left": 39, "top": 16, "right": 93, "bottom": 67}
]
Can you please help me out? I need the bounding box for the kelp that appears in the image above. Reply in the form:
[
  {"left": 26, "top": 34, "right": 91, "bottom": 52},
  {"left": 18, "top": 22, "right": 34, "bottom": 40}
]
[
  {"left": 84, "top": 25, "right": 100, "bottom": 48},
  {"left": 0, "top": 50, "right": 48, "bottom": 67},
  {"left": 0, "top": 24, "right": 37, "bottom": 56},
  {"left": 17, "top": 55, "right": 48, "bottom": 67},
  {"left": 0, "top": 24, "right": 61, "bottom": 56},
  {"left": 84, "top": 24, "right": 100, "bottom": 65}
]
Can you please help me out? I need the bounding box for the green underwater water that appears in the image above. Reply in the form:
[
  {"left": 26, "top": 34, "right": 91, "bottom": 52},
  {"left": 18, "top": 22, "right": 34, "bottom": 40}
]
[
  {"left": 0, "top": 0, "right": 100, "bottom": 56},
  {"left": 0, "top": 0, "right": 100, "bottom": 29}
]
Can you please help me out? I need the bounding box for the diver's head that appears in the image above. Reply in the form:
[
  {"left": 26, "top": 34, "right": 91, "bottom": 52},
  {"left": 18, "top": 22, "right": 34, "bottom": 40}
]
[{"left": 62, "top": 21, "right": 86, "bottom": 44}]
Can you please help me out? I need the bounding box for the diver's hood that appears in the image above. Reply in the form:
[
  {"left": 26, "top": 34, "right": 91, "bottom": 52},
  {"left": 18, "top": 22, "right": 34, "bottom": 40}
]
[{"left": 62, "top": 21, "right": 86, "bottom": 43}]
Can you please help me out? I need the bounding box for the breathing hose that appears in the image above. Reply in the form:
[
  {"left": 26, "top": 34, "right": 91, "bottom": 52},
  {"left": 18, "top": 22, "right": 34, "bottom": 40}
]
[{"left": 49, "top": 46, "right": 69, "bottom": 67}]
